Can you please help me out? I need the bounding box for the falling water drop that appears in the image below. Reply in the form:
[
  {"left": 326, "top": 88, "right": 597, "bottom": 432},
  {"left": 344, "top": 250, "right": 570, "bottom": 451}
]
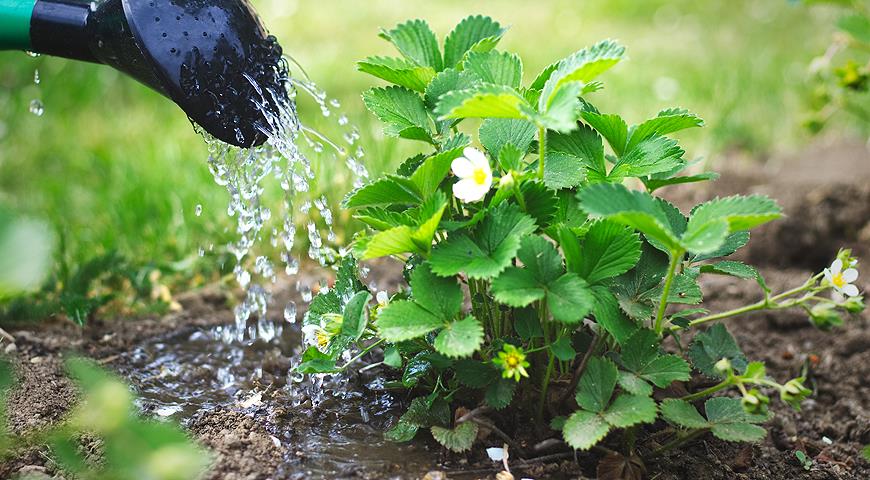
[
  {"left": 194, "top": 204, "right": 203, "bottom": 216},
  {"left": 33, "top": 69, "right": 40, "bottom": 85},
  {"left": 283, "top": 301, "right": 297, "bottom": 323},
  {"left": 29, "top": 100, "right": 44, "bottom": 116}
]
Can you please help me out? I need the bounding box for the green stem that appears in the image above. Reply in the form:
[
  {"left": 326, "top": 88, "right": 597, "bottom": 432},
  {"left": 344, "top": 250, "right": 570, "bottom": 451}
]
[
  {"left": 651, "top": 428, "right": 708, "bottom": 457},
  {"left": 341, "top": 339, "right": 385, "bottom": 370},
  {"left": 537, "top": 351, "right": 555, "bottom": 421},
  {"left": 687, "top": 281, "right": 824, "bottom": 328},
  {"left": 537, "top": 126, "right": 547, "bottom": 180},
  {"left": 680, "top": 378, "right": 733, "bottom": 402},
  {"left": 655, "top": 251, "right": 683, "bottom": 335}
]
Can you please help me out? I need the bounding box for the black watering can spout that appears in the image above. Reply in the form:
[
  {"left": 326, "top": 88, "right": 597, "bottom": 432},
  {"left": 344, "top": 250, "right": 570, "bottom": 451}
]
[{"left": 2, "top": 0, "right": 288, "bottom": 148}]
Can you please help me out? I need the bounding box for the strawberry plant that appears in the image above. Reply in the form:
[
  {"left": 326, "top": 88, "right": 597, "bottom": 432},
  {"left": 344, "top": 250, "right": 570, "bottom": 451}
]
[{"left": 296, "top": 15, "right": 866, "bottom": 474}]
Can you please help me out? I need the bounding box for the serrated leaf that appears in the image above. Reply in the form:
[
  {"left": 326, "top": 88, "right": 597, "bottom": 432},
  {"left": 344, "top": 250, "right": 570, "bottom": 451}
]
[
  {"left": 550, "top": 337, "right": 577, "bottom": 361},
  {"left": 385, "top": 420, "right": 419, "bottom": 442},
  {"left": 430, "top": 202, "right": 536, "bottom": 279},
  {"left": 609, "top": 135, "right": 685, "bottom": 180},
  {"left": 621, "top": 329, "right": 690, "bottom": 388},
  {"left": 591, "top": 286, "right": 639, "bottom": 345},
  {"left": 577, "top": 220, "right": 642, "bottom": 284},
  {"left": 491, "top": 268, "right": 545, "bottom": 306},
  {"left": 548, "top": 124, "right": 607, "bottom": 183},
  {"left": 402, "top": 396, "right": 451, "bottom": 428},
  {"left": 711, "top": 423, "right": 767, "bottom": 442},
  {"left": 700, "top": 260, "right": 768, "bottom": 292},
  {"left": 521, "top": 181, "right": 559, "bottom": 228},
  {"left": 435, "top": 84, "right": 532, "bottom": 121},
  {"left": 443, "top": 15, "right": 507, "bottom": 68},
  {"left": 643, "top": 172, "right": 719, "bottom": 193},
  {"left": 424, "top": 68, "right": 480, "bottom": 109},
  {"left": 431, "top": 422, "right": 479, "bottom": 452},
  {"left": 579, "top": 183, "right": 682, "bottom": 252},
  {"left": 334, "top": 291, "right": 371, "bottom": 346},
  {"left": 705, "top": 397, "right": 768, "bottom": 442},
  {"left": 688, "top": 195, "right": 782, "bottom": 234},
  {"left": 544, "top": 151, "right": 586, "bottom": 189},
  {"left": 576, "top": 357, "right": 618, "bottom": 413},
  {"left": 434, "top": 316, "right": 484, "bottom": 358},
  {"left": 617, "top": 371, "right": 653, "bottom": 396},
  {"left": 513, "top": 307, "right": 544, "bottom": 340},
  {"left": 454, "top": 359, "right": 499, "bottom": 388},
  {"left": 463, "top": 50, "right": 523, "bottom": 88},
  {"left": 485, "top": 377, "right": 517, "bottom": 409},
  {"left": 376, "top": 301, "right": 444, "bottom": 342},
  {"left": 410, "top": 263, "right": 462, "bottom": 319},
  {"left": 625, "top": 108, "right": 704, "bottom": 152},
  {"left": 582, "top": 111, "right": 629, "bottom": 157},
  {"left": 380, "top": 19, "right": 442, "bottom": 70},
  {"left": 498, "top": 143, "right": 525, "bottom": 172},
  {"left": 516, "top": 235, "right": 563, "bottom": 283},
  {"left": 479, "top": 118, "right": 537, "bottom": 158},
  {"left": 295, "top": 347, "right": 339, "bottom": 374},
  {"left": 547, "top": 274, "right": 595, "bottom": 323},
  {"left": 359, "top": 194, "right": 446, "bottom": 259},
  {"left": 688, "top": 324, "right": 748, "bottom": 378},
  {"left": 540, "top": 40, "right": 625, "bottom": 110},
  {"left": 660, "top": 399, "right": 709, "bottom": 429},
  {"left": 357, "top": 56, "right": 436, "bottom": 92},
  {"left": 691, "top": 232, "right": 750, "bottom": 262},
  {"left": 354, "top": 207, "right": 414, "bottom": 230},
  {"left": 343, "top": 176, "right": 422, "bottom": 209},
  {"left": 564, "top": 410, "right": 610, "bottom": 451},
  {"left": 603, "top": 394, "right": 657, "bottom": 428},
  {"left": 537, "top": 81, "right": 584, "bottom": 133},
  {"left": 611, "top": 243, "right": 669, "bottom": 321},
  {"left": 363, "top": 86, "right": 433, "bottom": 143},
  {"left": 410, "top": 148, "right": 464, "bottom": 198}
]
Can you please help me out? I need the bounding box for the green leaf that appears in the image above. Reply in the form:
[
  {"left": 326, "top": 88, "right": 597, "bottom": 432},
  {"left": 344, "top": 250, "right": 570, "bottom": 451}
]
[
  {"left": 401, "top": 396, "right": 451, "bottom": 428},
  {"left": 563, "top": 410, "right": 610, "bottom": 451},
  {"left": 691, "top": 232, "right": 750, "bottom": 262},
  {"left": 295, "top": 347, "right": 339, "bottom": 374},
  {"left": 603, "top": 394, "right": 658, "bottom": 428},
  {"left": 424, "top": 68, "right": 480, "bottom": 109},
  {"left": 479, "top": 118, "right": 537, "bottom": 158},
  {"left": 700, "top": 261, "right": 768, "bottom": 292},
  {"left": 357, "top": 56, "right": 436, "bottom": 92},
  {"left": 434, "top": 316, "right": 484, "bottom": 358},
  {"left": 643, "top": 172, "right": 719, "bottom": 193},
  {"left": 435, "top": 84, "right": 532, "bottom": 121},
  {"left": 660, "top": 399, "right": 709, "bottom": 429},
  {"left": 362, "top": 86, "right": 433, "bottom": 143},
  {"left": 498, "top": 143, "right": 525, "bottom": 172},
  {"left": 410, "top": 148, "right": 464, "bottom": 199},
  {"left": 577, "top": 220, "right": 642, "bottom": 284},
  {"left": 491, "top": 268, "right": 545, "bottom": 306},
  {"left": 611, "top": 244, "right": 669, "bottom": 320},
  {"left": 547, "top": 274, "right": 595, "bottom": 324},
  {"left": 430, "top": 202, "right": 536, "bottom": 279},
  {"left": 410, "top": 263, "right": 463, "bottom": 319},
  {"left": 485, "top": 377, "right": 517, "bottom": 410},
  {"left": 359, "top": 194, "right": 447, "bottom": 259},
  {"left": 544, "top": 152, "right": 586, "bottom": 189},
  {"left": 688, "top": 195, "right": 782, "bottom": 235},
  {"left": 591, "top": 286, "right": 639, "bottom": 345},
  {"left": 354, "top": 207, "right": 413, "bottom": 230},
  {"left": 335, "top": 291, "right": 371, "bottom": 346},
  {"left": 513, "top": 307, "right": 544, "bottom": 340},
  {"left": 521, "top": 181, "right": 559, "bottom": 228},
  {"left": 376, "top": 301, "right": 444, "bottom": 342},
  {"left": 582, "top": 111, "right": 628, "bottom": 157},
  {"left": 380, "top": 19, "right": 442, "bottom": 70},
  {"left": 402, "top": 352, "right": 434, "bottom": 387},
  {"left": 549, "top": 124, "right": 607, "bottom": 183},
  {"left": 431, "top": 422, "right": 479, "bottom": 453},
  {"left": 609, "top": 136, "right": 685, "bottom": 180},
  {"left": 550, "top": 337, "right": 577, "bottom": 361},
  {"left": 576, "top": 357, "right": 618, "bottom": 413},
  {"left": 625, "top": 108, "right": 704, "bottom": 152},
  {"left": 837, "top": 13, "right": 870, "bottom": 43},
  {"left": 454, "top": 359, "right": 499, "bottom": 388},
  {"left": 443, "top": 15, "right": 507, "bottom": 68},
  {"left": 579, "top": 183, "right": 682, "bottom": 252},
  {"left": 383, "top": 346, "right": 403, "bottom": 368},
  {"left": 516, "top": 235, "right": 563, "bottom": 283},
  {"left": 617, "top": 372, "right": 653, "bottom": 396},
  {"left": 537, "top": 81, "right": 584, "bottom": 133},
  {"left": 343, "top": 176, "right": 422, "bottom": 209},
  {"left": 463, "top": 50, "right": 523, "bottom": 88},
  {"left": 540, "top": 40, "right": 625, "bottom": 110},
  {"left": 621, "top": 329, "right": 690, "bottom": 388},
  {"left": 705, "top": 397, "right": 768, "bottom": 442},
  {"left": 385, "top": 420, "right": 419, "bottom": 442},
  {"left": 688, "top": 324, "right": 748, "bottom": 378}
]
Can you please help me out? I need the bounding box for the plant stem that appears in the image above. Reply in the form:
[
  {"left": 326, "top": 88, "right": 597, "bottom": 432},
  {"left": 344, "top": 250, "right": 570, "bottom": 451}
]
[
  {"left": 341, "top": 339, "right": 385, "bottom": 370},
  {"left": 680, "top": 378, "right": 732, "bottom": 402},
  {"left": 651, "top": 428, "right": 708, "bottom": 457},
  {"left": 537, "top": 126, "right": 547, "bottom": 181},
  {"left": 655, "top": 251, "right": 683, "bottom": 335},
  {"left": 537, "top": 352, "right": 556, "bottom": 422}
]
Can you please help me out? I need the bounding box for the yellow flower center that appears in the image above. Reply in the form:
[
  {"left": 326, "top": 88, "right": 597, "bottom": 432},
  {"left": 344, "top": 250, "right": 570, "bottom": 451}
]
[
  {"left": 473, "top": 168, "right": 488, "bottom": 185},
  {"left": 832, "top": 272, "right": 846, "bottom": 288},
  {"left": 505, "top": 354, "right": 520, "bottom": 368},
  {"left": 316, "top": 330, "right": 330, "bottom": 348}
]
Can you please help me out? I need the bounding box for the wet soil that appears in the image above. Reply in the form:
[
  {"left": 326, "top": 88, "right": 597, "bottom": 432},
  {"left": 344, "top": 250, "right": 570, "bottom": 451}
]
[{"left": 1, "top": 140, "right": 869, "bottom": 479}]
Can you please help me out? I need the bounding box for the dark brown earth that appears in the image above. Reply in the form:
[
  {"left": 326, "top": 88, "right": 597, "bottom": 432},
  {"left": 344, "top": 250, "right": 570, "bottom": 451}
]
[{"left": 1, "top": 140, "right": 869, "bottom": 480}]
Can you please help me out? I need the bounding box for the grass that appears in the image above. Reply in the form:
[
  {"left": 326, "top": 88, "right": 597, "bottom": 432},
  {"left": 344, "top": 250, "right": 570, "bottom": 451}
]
[{"left": 0, "top": 0, "right": 861, "bottom": 312}]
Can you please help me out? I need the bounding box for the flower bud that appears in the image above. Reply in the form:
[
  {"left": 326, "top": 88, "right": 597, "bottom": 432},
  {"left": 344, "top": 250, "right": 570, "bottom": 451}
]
[
  {"left": 741, "top": 388, "right": 769, "bottom": 415},
  {"left": 809, "top": 304, "right": 843, "bottom": 330},
  {"left": 714, "top": 358, "right": 732, "bottom": 375},
  {"left": 841, "top": 296, "right": 865, "bottom": 314},
  {"left": 781, "top": 378, "right": 812, "bottom": 410},
  {"left": 498, "top": 172, "right": 515, "bottom": 188}
]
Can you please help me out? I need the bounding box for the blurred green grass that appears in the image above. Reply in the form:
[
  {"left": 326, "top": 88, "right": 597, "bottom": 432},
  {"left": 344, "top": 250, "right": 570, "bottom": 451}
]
[{"left": 0, "top": 0, "right": 857, "bottom": 299}]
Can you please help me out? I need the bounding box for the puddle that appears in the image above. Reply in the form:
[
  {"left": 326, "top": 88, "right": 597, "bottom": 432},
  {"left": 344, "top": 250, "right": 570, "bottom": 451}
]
[{"left": 120, "top": 318, "right": 444, "bottom": 479}]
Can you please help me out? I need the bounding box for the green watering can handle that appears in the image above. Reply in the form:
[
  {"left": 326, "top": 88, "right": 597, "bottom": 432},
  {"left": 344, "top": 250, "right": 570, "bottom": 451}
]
[{"left": 0, "top": 0, "right": 37, "bottom": 50}]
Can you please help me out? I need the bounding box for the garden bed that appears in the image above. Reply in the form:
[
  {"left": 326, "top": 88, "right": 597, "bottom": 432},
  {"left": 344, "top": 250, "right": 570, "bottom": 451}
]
[{"left": 1, "top": 140, "right": 868, "bottom": 479}]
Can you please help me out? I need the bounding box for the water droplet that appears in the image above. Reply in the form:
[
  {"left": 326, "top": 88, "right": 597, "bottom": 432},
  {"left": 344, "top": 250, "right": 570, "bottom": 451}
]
[
  {"left": 25, "top": 51, "right": 40, "bottom": 58},
  {"left": 283, "top": 302, "right": 297, "bottom": 323},
  {"left": 33, "top": 69, "right": 40, "bottom": 85},
  {"left": 29, "top": 100, "right": 44, "bottom": 116},
  {"left": 194, "top": 204, "right": 203, "bottom": 216}
]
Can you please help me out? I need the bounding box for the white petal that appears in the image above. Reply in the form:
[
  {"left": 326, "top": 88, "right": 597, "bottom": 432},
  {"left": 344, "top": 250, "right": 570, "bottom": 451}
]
[
  {"left": 451, "top": 156, "right": 475, "bottom": 179},
  {"left": 486, "top": 447, "right": 506, "bottom": 462},
  {"left": 842, "top": 284, "right": 860, "bottom": 297},
  {"left": 831, "top": 259, "right": 843, "bottom": 274},
  {"left": 453, "top": 178, "right": 488, "bottom": 203},
  {"left": 376, "top": 290, "right": 389, "bottom": 304},
  {"left": 823, "top": 269, "right": 833, "bottom": 283},
  {"left": 463, "top": 147, "right": 488, "bottom": 168},
  {"left": 842, "top": 268, "right": 859, "bottom": 283}
]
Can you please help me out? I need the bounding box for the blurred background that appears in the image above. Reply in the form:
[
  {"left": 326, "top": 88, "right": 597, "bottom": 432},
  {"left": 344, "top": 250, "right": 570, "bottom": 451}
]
[{"left": 0, "top": 0, "right": 867, "bottom": 320}]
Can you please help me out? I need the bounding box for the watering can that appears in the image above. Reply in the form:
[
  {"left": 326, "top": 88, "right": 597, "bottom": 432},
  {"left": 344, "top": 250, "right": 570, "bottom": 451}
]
[{"left": 0, "top": 0, "right": 287, "bottom": 147}]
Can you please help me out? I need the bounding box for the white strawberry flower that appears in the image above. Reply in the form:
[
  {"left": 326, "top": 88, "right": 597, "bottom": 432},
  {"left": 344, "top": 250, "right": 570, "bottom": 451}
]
[
  {"left": 451, "top": 147, "right": 492, "bottom": 203},
  {"left": 824, "top": 258, "right": 860, "bottom": 297}
]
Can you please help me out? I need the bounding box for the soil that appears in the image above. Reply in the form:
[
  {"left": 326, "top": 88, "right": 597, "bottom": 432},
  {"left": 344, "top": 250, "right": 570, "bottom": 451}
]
[{"left": 1, "top": 140, "right": 869, "bottom": 480}]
